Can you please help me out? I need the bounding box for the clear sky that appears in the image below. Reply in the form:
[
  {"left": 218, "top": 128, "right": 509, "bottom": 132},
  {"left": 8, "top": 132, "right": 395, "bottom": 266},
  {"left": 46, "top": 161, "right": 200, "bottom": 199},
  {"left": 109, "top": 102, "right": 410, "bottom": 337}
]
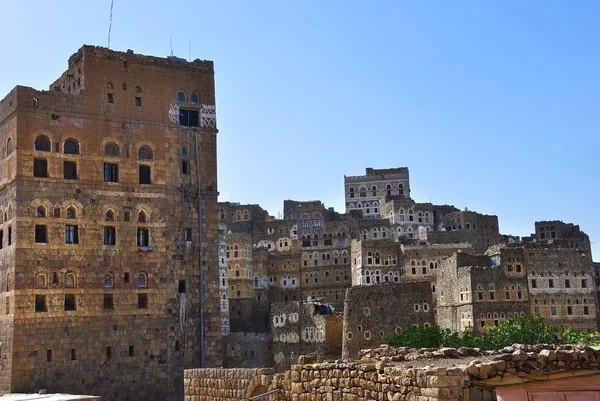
[{"left": 1, "top": 1, "right": 598, "bottom": 258}]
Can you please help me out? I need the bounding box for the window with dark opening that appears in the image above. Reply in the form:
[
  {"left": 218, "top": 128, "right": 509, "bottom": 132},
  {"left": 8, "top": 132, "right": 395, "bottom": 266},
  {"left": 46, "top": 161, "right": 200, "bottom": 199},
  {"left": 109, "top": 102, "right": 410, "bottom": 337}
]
[
  {"left": 179, "top": 109, "right": 199, "bottom": 127},
  {"left": 103, "top": 294, "right": 114, "bottom": 310},
  {"left": 47, "top": 350, "right": 52, "bottom": 362},
  {"left": 123, "top": 211, "right": 131, "bottom": 222},
  {"left": 64, "top": 294, "right": 76, "bottom": 311},
  {"left": 65, "top": 225, "right": 79, "bottom": 244},
  {"left": 139, "top": 165, "right": 151, "bottom": 184},
  {"left": 71, "top": 349, "right": 77, "bottom": 360},
  {"left": 106, "top": 347, "right": 112, "bottom": 359},
  {"left": 35, "top": 295, "right": 47, "bottom": 312},
  {"left": 181, "top": 160, "right": 189, "bottom": 174},
  {"left": 124, "top": 272, "right": 130, "bottom": 283},
  {"left": 107, "top": 93, "right": 114, "bottom": 103},
  {"left": 178, "top": 280, "right": 186, "bottom": 293},
  {"left": 135, "top": 97, "right": 142, "bottom": 107},
  {"left": 104, "top": 163, "right": 118, "bottom": 182},
  {"left": 137, "top": 228, "right": 149, "bottom": 247},
  {"left": 103, "top": 226, "right": 116, "bottom": 245},
  {"left": 35, "top": 225, "right": 47, "bottom": 243},
  {"left": 64, "top": 161, "right": 77, "bottom": 179},
  {"left": 138, "top": 293, "right": 148, "bottom": 309},
  {"left": 184, "top": 228, "right": 192, "bottom": 242},
  {"left": 129, "top": 345, "right": 135, "bottom": 357},
  {"left": 34, "top": 159, "right": 48, "bottom": 177}
]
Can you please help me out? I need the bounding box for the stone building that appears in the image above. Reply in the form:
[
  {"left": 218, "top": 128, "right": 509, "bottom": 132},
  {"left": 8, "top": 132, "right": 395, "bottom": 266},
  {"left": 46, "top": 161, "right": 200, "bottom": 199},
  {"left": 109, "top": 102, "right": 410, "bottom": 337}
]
[
  {"left": 344, "top": 167, "right": 410, "bottom": 218},
  {"left": 379, "top": 195, "right": 434, "bottom": 239},
  {"left": 0, "top": 45, "right": 221, "bottom": 400},
  {"left": 533, "top": 220, "right": 592, "bottom": 254},
  {"left": 342, "top": 282, "right": 434, "bottom": 359},
  {"left": 422, "top": 209, "right": 500, "bottom": 253},
  {"left": 350, "top": 239, "right": 402, "bottom": 286},
  {"left": 436, "top": 251, "right": 530, "bottom": 335},
  {"left": 270, "top": 300, "right": 342, "bottom": 371},
  {"left": 524, "top": 243, "right": 597, "bottom": 332},
  {"left": 401, "top": 242, "right": 472, "bottom": 283}
]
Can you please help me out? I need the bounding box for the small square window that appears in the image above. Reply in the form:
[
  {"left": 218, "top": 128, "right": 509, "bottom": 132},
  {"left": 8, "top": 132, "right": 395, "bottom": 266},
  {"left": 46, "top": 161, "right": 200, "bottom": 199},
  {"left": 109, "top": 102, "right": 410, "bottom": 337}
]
[
  {"left": 35, "top": 225, "right": 48, "bottom": 243},
  {"left": 139, "top": 165, "right": 151, "bottom": 185},
  {"left": 104, "top": 226, "right": 116, "bottom": 246},
  {"left": 35, "top": 295, "right": 47, "bottom": 312},
  {"left": 138, "top": 293, "right": 148, "bottom": 309},
  {"left": 103, "top": 294, "right": 114, "bottom": 310},
  {"left": 104, "top": 163, "right": 119, "bottom": 183},
  {"left": 64, "top": 161, "right": 77, "bottom": 180},
  {"left": 34, "top": 158, "right": 48, "bottom": 178},
  {"left": 64, "top": 294, "right": 76, "bottom": 311}
]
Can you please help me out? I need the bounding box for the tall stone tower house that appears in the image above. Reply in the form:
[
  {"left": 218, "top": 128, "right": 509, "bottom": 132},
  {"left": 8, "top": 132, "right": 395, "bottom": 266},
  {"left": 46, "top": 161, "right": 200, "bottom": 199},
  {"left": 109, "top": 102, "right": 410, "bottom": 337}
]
[{"left": 0, "top": 45, "right": 221, "bottom": 400}]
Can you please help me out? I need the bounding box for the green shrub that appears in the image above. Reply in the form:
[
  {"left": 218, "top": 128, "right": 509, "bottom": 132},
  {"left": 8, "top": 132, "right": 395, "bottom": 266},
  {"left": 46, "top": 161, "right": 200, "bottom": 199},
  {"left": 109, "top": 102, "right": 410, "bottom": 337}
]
[{"left": 386, "top": 314, "right": 600, "bottom": 350}]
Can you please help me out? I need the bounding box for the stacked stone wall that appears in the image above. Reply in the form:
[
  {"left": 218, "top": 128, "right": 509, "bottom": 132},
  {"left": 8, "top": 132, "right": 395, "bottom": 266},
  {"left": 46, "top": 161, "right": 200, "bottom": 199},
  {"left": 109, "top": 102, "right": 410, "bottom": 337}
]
[{"left": 185, "top": 344, "right": 600, "bottom": 401}]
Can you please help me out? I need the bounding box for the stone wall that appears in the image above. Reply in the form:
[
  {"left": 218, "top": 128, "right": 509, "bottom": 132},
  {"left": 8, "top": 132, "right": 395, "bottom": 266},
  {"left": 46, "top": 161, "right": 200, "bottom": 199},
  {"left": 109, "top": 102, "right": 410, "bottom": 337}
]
[
  {"left": 185, "top": 344, "right": 600, "bottom": 401},
  {"left": 184, "top": 367, "right": 274, "bottom": 401}
]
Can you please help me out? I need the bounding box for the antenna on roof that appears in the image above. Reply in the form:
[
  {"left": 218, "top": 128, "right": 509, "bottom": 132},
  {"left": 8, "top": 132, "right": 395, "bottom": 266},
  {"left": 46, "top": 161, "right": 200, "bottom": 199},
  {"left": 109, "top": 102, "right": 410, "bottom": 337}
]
[{"left": 170, "top": 38, "right": 174, "bottom": 57}]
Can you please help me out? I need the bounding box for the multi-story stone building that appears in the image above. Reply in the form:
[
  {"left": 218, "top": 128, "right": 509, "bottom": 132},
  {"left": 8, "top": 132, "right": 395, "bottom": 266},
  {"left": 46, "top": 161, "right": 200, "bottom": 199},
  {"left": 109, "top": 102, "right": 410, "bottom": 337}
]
[
  {"left": 436, "top": 251, "right": 530, "bottom": 335},
  {"left": 342, "top": 282, "right": 434, "bottom": 359},
  {"left": 524, "top": 243, "right": 597, "bottom": 332},
  {"left": 271, "top": 300, "right": 342, "bottom": 371},
  {"left": 344, "top": 167, "right": 410, "bottom": 218},
  {"left": 350, "top": 239, "right": 403, "bottom": 286},
  {"left": 422, "top": 209, "right": 500, "bottom": 253},
  {"left": 533, "top": 220, "right": 592, "bottom": 255},
  {"left": 0, "top": 45, "right": 221, "bottom": 400}
]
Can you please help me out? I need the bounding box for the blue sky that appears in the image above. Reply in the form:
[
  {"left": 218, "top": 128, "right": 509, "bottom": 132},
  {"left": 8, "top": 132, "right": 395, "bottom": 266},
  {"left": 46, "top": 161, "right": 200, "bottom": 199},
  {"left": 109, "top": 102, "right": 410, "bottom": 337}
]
[{"left": 1, "top": 1, "right": 598, "bottom": 258}]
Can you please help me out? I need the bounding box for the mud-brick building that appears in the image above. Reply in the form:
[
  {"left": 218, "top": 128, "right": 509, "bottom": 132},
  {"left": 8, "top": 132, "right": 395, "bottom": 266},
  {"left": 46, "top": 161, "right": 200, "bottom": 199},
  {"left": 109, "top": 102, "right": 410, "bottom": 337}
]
[{"left": 0, "top": 45, "right": 222, "bottom": 400}]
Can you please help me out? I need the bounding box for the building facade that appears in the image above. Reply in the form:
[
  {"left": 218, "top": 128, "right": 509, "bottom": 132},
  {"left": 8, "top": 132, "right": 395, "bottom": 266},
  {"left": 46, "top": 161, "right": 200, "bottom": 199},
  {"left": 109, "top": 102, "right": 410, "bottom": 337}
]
[
  {"left": 0, "top": 45, "right": 221, "bottom": 400},
  {"left": 344, "top": 167, "right": 410, "bottom": 218}
]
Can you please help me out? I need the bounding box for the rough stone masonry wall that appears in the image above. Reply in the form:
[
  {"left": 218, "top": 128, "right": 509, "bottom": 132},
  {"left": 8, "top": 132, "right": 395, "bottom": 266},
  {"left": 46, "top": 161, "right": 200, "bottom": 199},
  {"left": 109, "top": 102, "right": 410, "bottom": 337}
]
[{"left": 185, "top": 344, "right": 600, "bottom": 401}]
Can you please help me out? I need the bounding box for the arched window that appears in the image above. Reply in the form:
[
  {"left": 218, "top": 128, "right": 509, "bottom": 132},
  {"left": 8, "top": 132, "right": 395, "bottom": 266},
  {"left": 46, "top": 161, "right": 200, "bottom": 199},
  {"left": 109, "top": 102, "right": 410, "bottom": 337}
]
[
  {"left": 177, "top": 91, "right": 186, "bottom": 103},
  {"left": 181, "top": 147, "right": 188, "bottom": 157},
  {"left": 36, "top": 274, "right": 47, "bottom": 288},
  {"left": 66, "top": 207, "right": 77, "bottom": 219},
  {"left": 371, "top": 185, "right": 377, "bottom": 196},
  {"left": 103, "top": 273, "right": 114, "bottom": 288},
  {"left": 137, "top": 272, "right": 147, "bottom": 288},
  {"left": 138, "top": 146, "right": 153, "bottom": 161},
  {"left": 104, "top": 142, "right": 120, "bottom": 157},
  {"left": 107, "top": 82, "right": 114, "bottom": 89},
  {"left": 105, "top": 210, "right": 114, "bottom": 221},
  {"left": 34, "top": 135, "right": 51, "bottom": 151},
  {"left": 349, "top": 187, "right": 355, "bottom": 198},
  {"left": 399, "top": 183, "right": 404, "bottom": 189},
  {"left": 122, "top": 83, "right": 127, "bottom": 90},
  {"left": 138, "top": 210, "right": 147, "bottom": 223},
  {"left": 36, "top": 205, "right": 46, "bottom": 218},
  {"left": 63, "top": 139, "right": 80, "bottom": 155},
  {"left": 65, "top": 272, "right": 76, "bottom": 288},
  {"left": 135, "top": 86, "right": 142, "bottom": 93},
  {"left": 6, "top": 138, "right": 13, "bottom": 155},
  {"left": 190, "top": 92, "right": 199, "bottom": 104}
]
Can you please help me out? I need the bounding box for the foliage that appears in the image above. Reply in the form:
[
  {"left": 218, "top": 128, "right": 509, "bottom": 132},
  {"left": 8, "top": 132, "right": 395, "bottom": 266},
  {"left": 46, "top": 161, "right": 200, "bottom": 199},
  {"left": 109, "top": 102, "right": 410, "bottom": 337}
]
[{"left": 386, "top": 314, "right": 600, "bottom": 350}]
